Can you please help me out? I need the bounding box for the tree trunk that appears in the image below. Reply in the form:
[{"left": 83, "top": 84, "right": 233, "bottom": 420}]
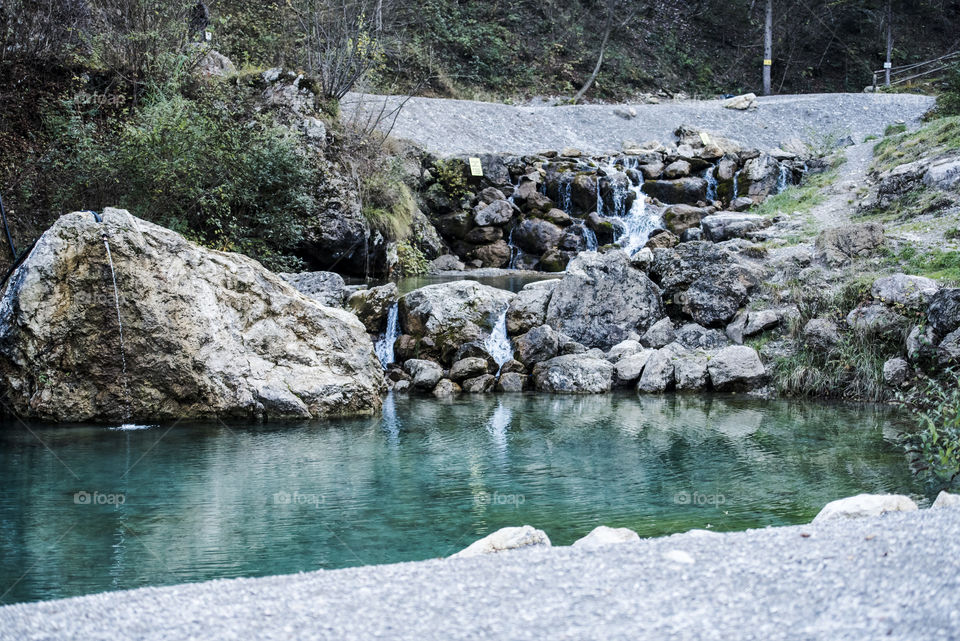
[
  {"left": 572, "top": 2, "right": 614, "bottom": 104},
  {"left": 763, "top": 0, "right": 773, "bottom": 96},
  {"left": 885, "top": 0, "right": 893, "bottom": 86}
]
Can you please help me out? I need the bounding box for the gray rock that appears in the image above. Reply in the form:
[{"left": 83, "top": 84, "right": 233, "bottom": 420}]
[
  {"left": 645, "top": 230, "right": 679, "bottom": 250},
  {"left": 432, "top": 379, "right": 461, "bottom": 397},
  {"left": 674, "top": 352, "right": 709, "bottom": 390},
  {"left": 923, "top": 158, "right": 960, "bottom": 192},
  {"left": 931, "top": 491, "right": 960, "bottom": 509},
  {"left": 663, "top": 205, "right": 708, "bottom": 236},
  {"left": 449, "top": 357, "right": 491, "bottom": 382},
  {"left": 280, "top": 271, "right": 346, "bottom": 307},
  {"left": 607, "top": 339, "right": 643, "bottom": 362},
  {"left": 642, "top": 177, "right": 708, "bottom": 206},
  {"left": 641, "top": 317, "right": 676, "bottom": 349},
  {"left": 871, "top": 273, "right": 939, "bottom": 309},
  {"left": 815, "top": 223, "right": 885, "bottom": 266},
  {"left": 701, "top": 213, "right": 771, "bottom": 242},
  {"left": 730, "top": 196, "right": 754, "bottom": 211},
  {"left": 347, "top": 283, "right": 399, "bottom": 333},
  {"left": 496, "top": 372, "right": 526, "bottom": 392},
  {"left": 707, "top": 345, "right": 767, "bottom": 391},
  {"left": 514, "top": 325, "right": 559, "bottom": 367},
  {"left": 813, "top": 494, "right": 917, "bottom": 523},
  {"left": 664, "top": 160, "right": 692, "bottom": 179},
  {"left": 722, "top": 93, "right": 756, "bottom": 110},
  {"left": 0, "top": 210, "right": 384, "bottom": 422},
  {"left": 474, "top": 200, "right": 517, "bottom": 227},
  {"left": 506, "top": 280, "right": 558, "bottom": 335},
  {"left": 927, "top": 288, "right": 960, "bottom": 338},
  {"left": 938, "top": 328, "right": 960, "bottom": 365},
  {"left": 478, "top": 187, "right": 507, "bottom": 204},
  {"left": 404, "top": 359, "right": 444, "bottom": 391},
  {"left": 532, "top": 354, "right": 615, "bottom": 394},
  {"left": 614, "top": 349, "right": 655, "bottom": 385},
  {"left": 546, "top": 251, "right": 665, "bottom": 350},
  {"left": 462, "top": 374, "right": 497, "bottom": 393},
  {"left": 682, "top": 272, "right": 749, "bottom": 327},
  {"left": 741, "top": 154, "right": 780, "bottom": 199},
  {"left": 883, "top": 358, "right": 911, "bottom": 387},
  {"left": 846, "top": 304, "right": 907, "bottom": 334},
  {"left": 803, "top": 318, "right": 840, "bottom": 352},
  {"left": 572, "top": 526, "right": 640, "bottom": 549},
  {"left": 726, "top": 309, "right": 780, "bottom": 344},
  {"left": 513, "top": 219, "right": 564, "bottom": 254},
  {"left": 451, "top": 526, "right": 551, "bottom": 559},
  {"left": 675, "top": 323, "right": 730, "bottom": 350},
  {"left": 636, "top": 347, "right": 677, "bottom": 393},
  {"left": 906, "top": 324, "right": 938, "bottom": 362},
  {"left": 400, "top": 281, "right": 514, "bottom": 365}
]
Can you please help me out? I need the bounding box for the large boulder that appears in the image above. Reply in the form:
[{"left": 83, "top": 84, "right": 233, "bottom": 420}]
[
  {"left": 803, "top": 318, "right": 840, "bottom": 352},
  {"left": 532, "top": 354, "right": 614, "bottom": 393},
  {"left": 403, "top": 359, "right": 444, "bottom": 390},
  {"left": 635, "top": 346, "right": 677, "bottom": 393},
  {"left": 474, "top": 200, "right": 517, "bottom": 227},
  {"left": 740, "top": 154, "right": 780, "bottom": 200},
  {"left": 814, "top": 223, "right": 885, "bottom": 266},
  {"left": 399, "top": 281, "right": 514, "bottom": 365},
  {"left": 663, "top": 205, "right": 708, "bottom": 236},
  {"left": 700, "top": 213, "right": 771, "bottom": 242},
  {"left": 642, "top": 177, "right": 708, "bottom": 206},
  {"left": 572, "top": 526, "right": 640, "bottom": 549},
  {"left": 682, "top": 271, "right": 749, "bottom": 327},
  {"left": 0, "top": 210, "right": 384, "bottom": 422},
  {"left": 927, "top": 288, "right": 960, "bottom": 338},
  {"left": 871, "top": 273, "right": 938, "bottom": 309},
  {"left": 280, "top": 271, "right": 345, "bottom": 307},
  {"left": 707, "top": 345, "right": 767, "bottom": 391},
  {"left": 812, "top": 494, "right": 918, "bottom": 523},
  {"left": 546, "top": 251, "right": 665, "bottom": 350},
  {"left": 514, "top": 325, "right": 559, "bottom": 366},
  {"left": 506, "top": 280, "right": 558, "bottom": 335},
  {"left": 513, "top": 219, "right": 564, "bottom": 255}
]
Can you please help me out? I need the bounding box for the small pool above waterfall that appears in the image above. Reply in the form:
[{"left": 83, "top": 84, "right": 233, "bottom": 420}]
[{"left": 0, "top": 394, "right": 925, "bottom": 605}]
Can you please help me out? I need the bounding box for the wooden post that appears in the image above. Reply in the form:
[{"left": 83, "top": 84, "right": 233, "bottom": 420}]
[{"left": 763, "top": 0, "right": 773, "bottom": 96}]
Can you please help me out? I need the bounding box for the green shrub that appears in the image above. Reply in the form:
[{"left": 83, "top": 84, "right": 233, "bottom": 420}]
[
  {"left": 901, "top": 373, "right": 960, "bottom": 489},
  {"left": 396, "top": 240, "right": 428, "bottom": 276},
  {"left": 884, "top": 123, "right": 907, "bottom": 137},
  {"left": 432, "top": 159, "right": 469, "bottom": 200},
  {"left": 361, "top": 164, "right": 416, "bottom": 241},
  {"left": 935, "top": 64, "right": 960, "bottom": 117}
]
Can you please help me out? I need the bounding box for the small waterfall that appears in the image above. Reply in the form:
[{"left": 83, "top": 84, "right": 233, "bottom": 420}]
[
  {"left": 507, "top": 227, "right": 523, "bottom": 270},
  {"left": 102, "top": 235, "right": 132, "bottom": 423},
  {"left": 558, "top": 177, "right": 573, "bottom": 213},
  {"left": 776, "top": 164, "right": 790, "bottom": 194},
  {"left": 582, "top": 224, "right": 599, "bottom": 251},
  {"left": 484, "top": 309, "right": 513, "bottom": 369},
  {"left": 375, "top": 302, "right": 400, "bottom": 368},
  {"left": 705, "top": 166, "right": 718, "bottom": 202},
  {"left": 732, "top": 169, "right": 742, "bottom": 200},
  {"left": 615, "top": 162, "right": 662, "bottom": 254}
]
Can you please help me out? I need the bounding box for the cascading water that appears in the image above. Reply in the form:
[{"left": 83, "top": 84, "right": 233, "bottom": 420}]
[
  {"left": 557, "top": 176, "right": 573, "bottom": 212},
  {"left": 102, "top": 233, "right": 132, "bottom": 423},
  {"left": 776, "top": 164, "right": 790, "bottom": 194},
  {"left": 375, "top": 302, "right": 400, "bottom": 368},
  {"left": 705, "top": 166, "right": 718, "bottom": 202},
  {"left": 732, "top": 169, "right": 742, "bottom": 200},
  {"left": 484, "top": 308, "right": 513, "bottom": 370},
  {"left": 608, "top": 158, "right": 662, "bottom": 254}
]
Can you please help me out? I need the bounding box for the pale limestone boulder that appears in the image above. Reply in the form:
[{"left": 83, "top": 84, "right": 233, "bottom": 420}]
[
  {"left": 813, "top": 494, "right": 918, "bottom": 523},
  {"left": 451, "top": 526, "right": 551, "bottom": 558}
]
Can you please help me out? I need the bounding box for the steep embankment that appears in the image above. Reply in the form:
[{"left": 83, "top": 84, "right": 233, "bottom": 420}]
[{"left": 343, "top": 93, "right": 934, "bottom": 156}]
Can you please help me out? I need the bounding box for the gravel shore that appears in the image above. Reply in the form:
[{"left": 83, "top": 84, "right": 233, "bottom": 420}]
[
  {"left": 3, "top": 507, "right": 958, "bottom": 640},
  {"left": 342, "top": 92, "right": 935, "bottom": 155}
]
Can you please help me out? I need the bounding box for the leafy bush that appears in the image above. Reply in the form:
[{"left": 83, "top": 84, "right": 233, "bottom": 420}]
[
  {"left": 901, "top": 373, "right": 960, "bottom": 489},
  {"left": 432, "top": 159, "right": 469, "bottom": 200},
  {"left": 396, "top": 240, "right": 427, "bottom": 276},
  {"left": 43, "top": 89, "right": 315, "bottom": 271}
]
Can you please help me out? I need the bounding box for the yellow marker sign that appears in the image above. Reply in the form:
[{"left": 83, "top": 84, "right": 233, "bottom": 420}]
[
  {"left": 469, "top": 157, "right": 484, "bottom": 177},
  {"left": 763, "top": 59, "right": 773, "bottom": 66},
  {"left": 699, "top": 132, "right": 712, "bottom": 146}
]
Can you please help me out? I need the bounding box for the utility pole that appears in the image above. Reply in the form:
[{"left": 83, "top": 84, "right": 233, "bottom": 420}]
[
  {"left": 763, "top": 0, "right": 773, "bottom": 96},
  {"left": 885, "top": 0, "right": 893, "bottom": 86}
]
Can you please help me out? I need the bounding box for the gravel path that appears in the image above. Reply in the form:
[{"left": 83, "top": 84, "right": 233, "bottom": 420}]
[
  {"left": 342, "top": 92, "right": 935, "bottom": 156},
  {"left": 3, "top": 508, "right": 959, "bottom": 640}
]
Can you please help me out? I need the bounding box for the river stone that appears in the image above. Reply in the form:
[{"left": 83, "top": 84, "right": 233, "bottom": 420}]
[
  {"left": 674, "top": 352, "right": 709, "bottom": 390},
  {"left": 683, "top": 270, "right": 749, "bottom": 327},
  {"left": 0, "top": 210, "right": 384, "bottom": 422},
  {"left": 462, "top": 374, "right": 496, "bottom": 393},
  {"left": 347, "top": 283, "right": 399, "bottom": 333},
  {"left": 572, "top": 526, "right": 641, "bottom": 549},
  {"left": 607, "top": 339, "right": 642, "bottom": 361},
  {"left": 701, "top": 213, "right": 771, "bottom": 242},
  {"left": 814, "top": 223, "right": 885, "bottom": 266},
  {"left": 636, "top": 347, "right": 676, "bottom": 393},
  {"left": 432, "top": 379, "right": 461, "bottom": 397},
  {"left": 871, "top": 273, "right": 939, "bottom": 309},
  {"left": 812, "top": 494, "right": 918, "bottom": 523},
  {"left": 280, "top": 271, "right": 345, "bottom": 307},
  {"left": 882, "top": 358, "right": 911, "bottom": 387},
  {"left": 927, "top": 288, "right": 960, "bottom": 338},
  {"left": 428, "top": 254, "right": 466, "bottom": 273},
  {"left": 478, "top": 186, "right": 506, "bottom": 205},
  {"left": 513, "top": 219, "right": 564, "bottom": 255},
  {"left": 707, "top": 345, "right": 766, "bottom": 391},
  {"left": 514, "top": 325, "right": 559, "bottom": 367},
  {"left": 532, "top": 354, "right": 614, "bottom": 394},
  {"left": 464, "top": 226, "right": 504, "bottom": 245},
  {"left": 726, "top": 309, "right": 780, "bottom": 344},
  {"left": 931, "top": 491, "right": 960, "bottom": 509},
  {"left": 451, "top": 526, "right": 551, "bottom": 559},
  {"left": 642, "top": 177, "right": 708, "bottom": 206},
  {"left": 664, "top": 160, "right": 692, "bottom": 179},
  {"left": 400, "top": 281, "right": 514, "bottom": 365},
  {"left": 449, "top": 357, "right": 491, "bottom": 382},
  {"left": 803, "top": 318, "right": 840, "bottom": 352},
  {"left": 546, "top": 251, "right": 665, "bottom": 350},
  {"left": 506, "top": 280, "right": 557, "bottom": 335},
  {"left": 674, "top": 323, "right": 729, "bottom": 350},
  {"left": 496, "top": 372, "right": 526, "bottom": 392},
  {"left": 741, "top": 154, "right": 780, "bottom": 200},
  {"left": 403, "top": 359, "right": 444, "bottom": 390},
  {"left": 663, "top": 205, "right": 708, "bottom": 236},
  {"left": 645, "top": 230, "right": 679, "bottom": 250},
  {"left": 614, "top": 349, "right": 654, "bottom": 385}
]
